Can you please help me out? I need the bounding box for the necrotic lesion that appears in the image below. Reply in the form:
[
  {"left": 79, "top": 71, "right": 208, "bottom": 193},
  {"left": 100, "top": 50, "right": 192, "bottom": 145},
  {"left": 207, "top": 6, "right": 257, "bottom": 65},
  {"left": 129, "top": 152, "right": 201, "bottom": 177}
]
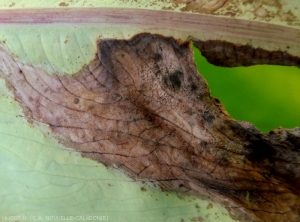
[{"left": 194, "top": 40, "right": 300, "bottom": 68}]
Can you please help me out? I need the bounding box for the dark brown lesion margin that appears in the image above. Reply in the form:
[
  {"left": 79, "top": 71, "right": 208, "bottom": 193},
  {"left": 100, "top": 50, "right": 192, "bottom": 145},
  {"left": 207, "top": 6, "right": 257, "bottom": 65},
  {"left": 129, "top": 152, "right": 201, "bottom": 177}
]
[{"left": 194, "top": 40, "right": 300, "bottom": 67}]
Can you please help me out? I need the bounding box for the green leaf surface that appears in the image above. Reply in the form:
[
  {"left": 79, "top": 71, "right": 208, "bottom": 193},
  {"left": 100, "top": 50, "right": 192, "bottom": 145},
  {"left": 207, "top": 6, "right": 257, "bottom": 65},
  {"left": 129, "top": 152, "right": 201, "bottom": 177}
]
[{"left": 193, "top": 47, "right": 300, "bottom": 133}]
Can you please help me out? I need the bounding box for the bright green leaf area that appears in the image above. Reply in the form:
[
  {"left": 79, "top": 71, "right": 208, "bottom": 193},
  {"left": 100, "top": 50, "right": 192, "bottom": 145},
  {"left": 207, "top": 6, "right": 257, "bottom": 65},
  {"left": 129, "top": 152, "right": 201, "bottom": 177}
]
[{"left": 193, "top": 46, "right": 300, "bottom": 133}]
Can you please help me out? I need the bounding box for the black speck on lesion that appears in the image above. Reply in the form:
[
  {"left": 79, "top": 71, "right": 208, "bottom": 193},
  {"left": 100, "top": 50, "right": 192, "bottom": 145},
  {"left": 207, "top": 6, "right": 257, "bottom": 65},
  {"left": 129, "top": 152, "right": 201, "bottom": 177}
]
[
  {"left": 202, "top": 110, "right": 215, "bottom": 124},
  {"left": 153, "top": 53, "right": 162, "bottom": 62},
  {"left": 245, "top": 139, "right": 276, "bottom": 162},
  {"left": 189, "top": 83, "right": 198, "bottom": 92},
  {"left": 200, "top": 141, "right": 208, "bottom": 147},
  {"left": 163, "top": 70, "right": 184, "bottom": 91},
  {"left": 212, "top": 98, "right": 220, "bottom": 103}
]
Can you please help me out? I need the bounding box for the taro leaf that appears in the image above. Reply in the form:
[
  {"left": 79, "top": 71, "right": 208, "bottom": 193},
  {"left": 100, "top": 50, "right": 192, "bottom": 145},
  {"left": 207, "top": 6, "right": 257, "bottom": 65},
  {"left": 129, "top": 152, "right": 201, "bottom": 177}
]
[{"left": 0, "top": 1, "right": 300, "bottom": 222}]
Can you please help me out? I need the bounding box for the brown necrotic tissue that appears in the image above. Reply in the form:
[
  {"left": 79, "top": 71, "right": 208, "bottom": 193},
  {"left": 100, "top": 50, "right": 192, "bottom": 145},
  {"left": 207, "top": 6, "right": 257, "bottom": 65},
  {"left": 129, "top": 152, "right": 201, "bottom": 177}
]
[{"left": 0, "top": 33, "right": 299, "bottom": 222}]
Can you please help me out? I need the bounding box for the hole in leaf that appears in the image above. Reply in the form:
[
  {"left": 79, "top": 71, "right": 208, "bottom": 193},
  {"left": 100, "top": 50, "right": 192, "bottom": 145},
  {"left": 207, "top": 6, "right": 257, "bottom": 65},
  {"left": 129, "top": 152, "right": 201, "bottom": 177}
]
[{"left": 193, "top": 44, "right": 300, "bottom": 133}]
